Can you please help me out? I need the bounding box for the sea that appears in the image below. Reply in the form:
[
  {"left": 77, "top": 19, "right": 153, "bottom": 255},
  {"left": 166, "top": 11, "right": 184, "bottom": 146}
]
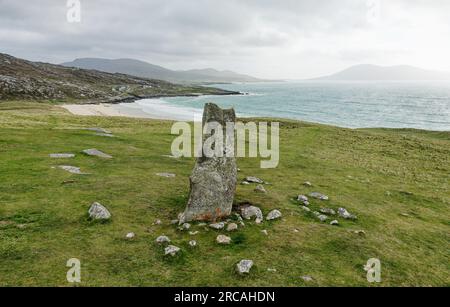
[{"left": 116, "top": 81, "right": 450, "bottom": 131}]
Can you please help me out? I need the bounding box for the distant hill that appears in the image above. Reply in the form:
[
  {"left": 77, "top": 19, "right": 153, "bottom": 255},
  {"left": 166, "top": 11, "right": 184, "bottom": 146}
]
[
  {"left": 0, "top": 53, "right": 239, "bottom": 103},
  {"left": 313, "top": 64, "right": 450, "bottom": 81},
  {"left": 62, "top": 58, "right": 265, "bottom": 83}
]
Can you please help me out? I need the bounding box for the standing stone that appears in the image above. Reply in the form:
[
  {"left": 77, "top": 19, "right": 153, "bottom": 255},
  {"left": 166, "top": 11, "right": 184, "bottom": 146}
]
[{"left": 179, "top": 103, "right": 237, "bottom": 223}]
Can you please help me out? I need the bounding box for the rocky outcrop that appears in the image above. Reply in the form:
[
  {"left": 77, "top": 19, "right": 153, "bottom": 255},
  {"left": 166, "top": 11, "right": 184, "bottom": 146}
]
[{"left": 179, "top": 103, "right": 237, "bottom": 223}]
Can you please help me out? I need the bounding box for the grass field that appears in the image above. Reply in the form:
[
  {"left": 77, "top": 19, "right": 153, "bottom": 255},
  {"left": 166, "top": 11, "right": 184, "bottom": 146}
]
[{"left": 0, "top": 101, "right": 448, "bottom": 286}]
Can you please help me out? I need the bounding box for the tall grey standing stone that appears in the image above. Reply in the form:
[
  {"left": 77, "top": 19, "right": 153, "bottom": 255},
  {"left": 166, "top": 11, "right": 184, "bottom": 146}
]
[{"left": 179, "top": 103, "right": 237, "bottom": 223}]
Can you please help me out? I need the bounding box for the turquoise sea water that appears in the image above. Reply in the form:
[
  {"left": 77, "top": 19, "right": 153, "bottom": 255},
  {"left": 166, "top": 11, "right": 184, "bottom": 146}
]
[{"left": 128, "top": 81, "right": 450, "bottom": 131}]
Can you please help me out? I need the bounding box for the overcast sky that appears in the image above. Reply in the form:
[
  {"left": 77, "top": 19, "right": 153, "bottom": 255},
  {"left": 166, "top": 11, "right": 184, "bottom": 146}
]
[{"left": 1, "top": 0, "right": 450, "bottom": 79}]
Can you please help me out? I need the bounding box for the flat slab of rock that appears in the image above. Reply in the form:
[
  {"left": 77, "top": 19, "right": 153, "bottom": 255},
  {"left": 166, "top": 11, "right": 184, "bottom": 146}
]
[
  {"left": 216, "top": 234, "right": 232, "bottom": 244},
  {"left": 58, "top": 165, "right": 84, "bottom": 174},
  {"left": 245, "top": 176, "right": 264, "bottom": 184},
  {"left": 95, "top": 133, "right": 115, "bottom": 138},
  {"left": 180, "top": 103, "right": 237, "bottom": 223},
  {"left": 88, "top": 202, "right": 111, "bottom": 220},
  {"left": 266, "top": 209, "right": 282, "bottom": 221},
  {"left": 156, "top": 173, "right": 176, "bottom": 178},
  {"left": 240, "top": 205, "right": 263, "bottom": 223},
  {"left": 236, "top": 260, "right": 253, "bottom": 275},
  {"left": 309, "top": 192, "right": 329, "bottom": 200},
  {"left": 50, "top": 153, "right": 75, "bottom": 158},
  {"left": 86, "top": 127, "right": 112, "bottom": 134},
  {"left": 82, "top": 148, "right": 112, "bottom": 159},
  {"left": 165, "top": 245, "right": 181, "bottom": 256}
]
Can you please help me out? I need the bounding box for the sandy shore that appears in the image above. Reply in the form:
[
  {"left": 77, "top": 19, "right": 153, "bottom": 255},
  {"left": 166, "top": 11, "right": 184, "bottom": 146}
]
[
  {"left": 62, "top": 100, "right": 203, "bottom": 121},
  {"left": 61, "top": 104, "right": 144, "bottom": 118}
]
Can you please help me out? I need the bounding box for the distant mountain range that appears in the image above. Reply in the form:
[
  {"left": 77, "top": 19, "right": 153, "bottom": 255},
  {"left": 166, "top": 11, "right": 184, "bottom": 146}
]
[
  {"left": 313, "top": 64, "right": 450, "bottom": 81},
  {"left": 0, "top": 53, "right": 238, "bottom": 103},
  {"left": 62, "top": 58, "right": 265, "bottom": 84}
]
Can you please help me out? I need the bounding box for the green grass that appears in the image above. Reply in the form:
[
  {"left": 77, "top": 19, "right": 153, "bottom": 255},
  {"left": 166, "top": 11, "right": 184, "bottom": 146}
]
[{"left": 0, "top": 101, "right": 449, "bottom": 286}]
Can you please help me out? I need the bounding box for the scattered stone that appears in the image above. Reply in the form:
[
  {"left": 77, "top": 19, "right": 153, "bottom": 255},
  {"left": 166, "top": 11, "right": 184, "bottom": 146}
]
[
  {"left": 301, "top": 206, "right": 311, "bottom": 212},
  {"left": 301, "top": 275, "right": 314, "bottom": 282},
  {"left": 240, "top": 206, "right": 264, "bottom": 223},
  {"left": 400, "top": 213, "right": 410, "bottom": 217},
  {"left": 309, "top": 192, "right": 329, "bottom": 200},
  {"left": 156, "top": 235, "right": 171, "bottom": 244},
  {"left": 293, "top": 229, "right": 300, "bottom": 233},
  {"left": 49, "top": 153, "right": 75, "bottom": 158},
  {"left": 226, "top": 223, "right": 238, "bottom": 232},
  {"left": 179, "top": 223, "right": 191, "bottom": 231},
  {"left": 254, "top": 184, "right": 267, "bottom": 193},
  {"left": 267, "top": 268, "right": 277, "bottom": 272},
  {"left": 303, "top": 181, "right": 313, "bottom": 187},
  {"left": 216, "top": 234, "right": 232, "bottom": 245},
  {"left": 154, "top": 219, "right": 162, "bottom": 225},
  {"left": 352, "top": 230, "right": 366, "bottom": 237},
  {"left": 330, "top": 220, "right": 339, "bottom": 226},
  {"left": 245, "top": 176, "right": 264, "bottom": 184},
  {"left": 95, "top": 133, "right": 115, "bottom": 138},
  {"left": 189, "top": 240, "right": 197, "bottom": 247},
  {"left": 179, "top": 103, "right": 237, "bottom": 223},
  {"left": 261, "top": 230, "right": 268, "bottom": 236},
  {"left": 58, "top": 165, "right": 84, "bottom": 174},
  {"left": 297, "top": 195, "right": 309, "bottom": 203},
  {"left": 88, "top": 202, "right": 111, "bottom": 220},
  {"left": 317, "top": 214, "right": 328, "bottom": 222},
  {"left": 266, "top": 209, "right": 282, "bottom": 221},
  {"left": 165, "top": 245, "right": 181, "bottom": 256},
  {"left": 209, "top": 222, "right": 225, "bottom": 230},
  {"left": 241, "top": 181, "right": 250, "bottom": 185},
  {"left": 236, "top": 260, "right": 253, "bottom": 275},
  {"left": 189, "top": 231, "right": 199, "bottom": 235},
  {"left": 82, "top": 148, "right": 112, "bottom": 159},
  {"left": 156, "top": 173, "right": 176, "bottom": 178},
  {"left": 338, "top": 208, "right": 357, "bottom": 220},
  {"left": 125, "top": 232, "right": 135, "bottom": 239},
  {"left": 320, "top": 208, "right": 336, "bottom": 215},
  {"left": 86, "top": 127, "right": 112, "bottom": 134}
]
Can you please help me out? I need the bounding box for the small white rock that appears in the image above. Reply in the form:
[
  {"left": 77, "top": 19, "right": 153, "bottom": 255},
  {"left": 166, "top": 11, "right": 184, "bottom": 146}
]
[
  {"left": 226, "top": 223, "right": 238, "bottom": 232},
  {"left": 209, "top": 222, "right": 225, "bottom": 230},
  {"left": 261, "top": 230, "right": 268, "bottom": 236},
  {"left": 189, "top": 240, "right": 197, "bottom": 247},
  {"left": 266, "top": 209, "right": 282, "bottom": 221},
  {"left": 125, "top": 232, "right": 135, "bottom": 239}
]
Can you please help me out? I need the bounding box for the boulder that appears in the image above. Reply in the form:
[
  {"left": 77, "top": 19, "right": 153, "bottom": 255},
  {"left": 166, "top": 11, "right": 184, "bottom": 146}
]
[
  {"left": 240, "top": 206, "right": 263, "bottom": 223},
  {"left": 179, "top": 103, "right": 237, "bottom": 223},
  {"left": 88, "top": 202, "right": 111, "bottom": 220},
  {"left": 266, "top": 209, "right": 282, "bottom": 221},
  {"left": 236, "top": 260, "right": 253, "bottom": 275}
]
